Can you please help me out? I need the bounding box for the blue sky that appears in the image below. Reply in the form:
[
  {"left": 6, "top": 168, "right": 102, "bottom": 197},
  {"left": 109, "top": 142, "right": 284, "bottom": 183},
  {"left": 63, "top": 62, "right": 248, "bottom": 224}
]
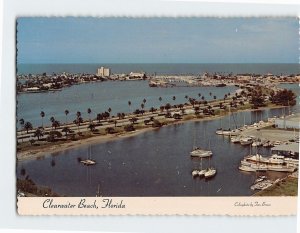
[{"left": 17, "top": 17, "right": 299, "bottom": 64}]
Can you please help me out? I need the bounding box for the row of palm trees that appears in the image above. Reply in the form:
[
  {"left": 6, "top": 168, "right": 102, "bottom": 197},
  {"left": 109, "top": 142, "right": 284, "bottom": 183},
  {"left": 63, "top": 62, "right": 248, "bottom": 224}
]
[{"left": 19, "top": 91, "right": 240, "bottom": 134}]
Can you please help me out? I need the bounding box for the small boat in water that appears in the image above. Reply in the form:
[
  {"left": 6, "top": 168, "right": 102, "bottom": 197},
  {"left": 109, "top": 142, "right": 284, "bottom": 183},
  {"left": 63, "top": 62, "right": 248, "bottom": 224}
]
[
  {"left": 239, "top": 165, "right": 256, "bottom": 172},
  {"left": 239, "top": 154, "right": 297, "bottom": 173},
  {"left": 240, "top": 137, "right": 253, "bottom": 145},
  {"left": 80, "top": 159, "right": 96, "bottom": 166},
  {"left": 80, "top": 145, "right": 96, "bottom": 166},
  {"left": 204, "top": 167, "right": 217, "bottom": 178},
  {"left": 192, "top": 170, "right": 199, "bottom": 177},
  {"left": 230, "top": 136, "right": 240, "bottom": 143},
  {"left": 190, "top": 147, "right": 212, "bottom": 158}
]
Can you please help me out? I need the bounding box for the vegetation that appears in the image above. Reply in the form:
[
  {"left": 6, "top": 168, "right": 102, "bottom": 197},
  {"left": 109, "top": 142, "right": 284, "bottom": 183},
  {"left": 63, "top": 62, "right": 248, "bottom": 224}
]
[
  {"left": 254, "top": 177, "right": 298, "bottom": 196},
  {"left": 249, "top": 87, "right": 266, "bottom": 108},
  {"left": 24, "top": 122, "right": 33, "bottom": 133},
  {"left": 17, "top": 178, "right": 59, "bottom": 197},
  {"left": 270, "top": 89, "right": 296, "bottom": 106}
]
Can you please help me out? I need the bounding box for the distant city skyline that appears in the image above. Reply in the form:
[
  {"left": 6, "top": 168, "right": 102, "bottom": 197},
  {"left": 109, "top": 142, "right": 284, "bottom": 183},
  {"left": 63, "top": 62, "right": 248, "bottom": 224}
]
[{"left": 17, "top": 17, "right": 299, "bottom": 64}]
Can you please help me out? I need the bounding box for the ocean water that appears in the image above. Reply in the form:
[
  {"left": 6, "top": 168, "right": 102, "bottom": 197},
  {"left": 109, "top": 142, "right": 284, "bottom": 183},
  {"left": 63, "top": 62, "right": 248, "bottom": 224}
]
[{"left": 17, "top": 63, "right": 300, "bottom": 75}]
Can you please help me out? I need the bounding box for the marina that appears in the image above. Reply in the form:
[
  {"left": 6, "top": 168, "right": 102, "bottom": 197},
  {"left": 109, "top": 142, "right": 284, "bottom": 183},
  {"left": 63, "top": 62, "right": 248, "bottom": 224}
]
[{"left": 17, "top": 105, "right": 298, "bottom": 196}]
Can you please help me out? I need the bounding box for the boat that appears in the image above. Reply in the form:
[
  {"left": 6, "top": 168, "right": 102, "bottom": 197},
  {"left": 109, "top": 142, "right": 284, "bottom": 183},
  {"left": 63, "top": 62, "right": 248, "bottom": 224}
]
[
  {"left": 230, "top": 136, "right": 240, "bottom": 143},
  {"left": 250, "top": 180, "right": 274, "bottom": 190},
  {"left": 239, "top": 165, "right": 256, "bottom": 172},
  {"left": 252, "top": 140, "right": 262, "bottom": 147},
  {"left": 215, "top": 128, "right": 224, "bottom": 135},
  {"left": 198, "top": 169, "right": 206, "bottom": 177},
  {"left": 254, "top": 175, "right": 267, "bottom": 183},
  {"left": 204, "top": 151, "right": 217, "bottom": 179},
  {"left": 190, "top": 147, "right": 212, "bottom": 157},
  {"left": 239, "top": 154, "right": 297, "bottom": 173},
  {"left": 80, "top": 159, "right": 96, "bottom": 166},
  {"left": 204, "top": 167, "right": 217, "bottom": 178},
  {"left": 216, "top": 128, "right": 240, "bottom": 136},
  {"left": 192, "top": 170, "right": 199, "bottom": 177},
  {"left": 240, "top": 137, "right": 253, "bottom": 145},
  {"left": 190, "top": 129, "right": 212, "bottom": 158},
  {"left": 216, "top": 106, "right": 240, "bottom": 136},
  {"left": 80, "top": 145, "right": 96, "bottom": 166}
]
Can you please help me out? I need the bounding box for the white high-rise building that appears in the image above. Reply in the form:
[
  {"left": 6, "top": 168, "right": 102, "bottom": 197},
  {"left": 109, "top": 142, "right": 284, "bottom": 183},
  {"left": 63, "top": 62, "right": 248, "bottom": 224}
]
[{"left": 97, "top": 67, "right": 111, "bottom": 77}]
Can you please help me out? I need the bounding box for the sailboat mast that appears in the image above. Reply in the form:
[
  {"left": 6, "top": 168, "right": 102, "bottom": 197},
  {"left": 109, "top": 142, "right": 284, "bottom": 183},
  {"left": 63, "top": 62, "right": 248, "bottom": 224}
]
[{"left": 228, "top": 105, "right": 231, "bottom": 130}]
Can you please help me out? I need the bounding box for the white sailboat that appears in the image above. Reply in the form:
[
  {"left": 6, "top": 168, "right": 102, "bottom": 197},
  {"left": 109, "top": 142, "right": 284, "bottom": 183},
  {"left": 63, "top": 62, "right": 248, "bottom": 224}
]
[
  {"left": 240, "top": 137, "right": 253, "bottom": 145},
  {"left": 215, "top": 106, "right": 240, "bottom": 136},
  {"left": 81, "top": 145, "right": 96, "bottom": 166},
  {"left": 204, "top": 153, "right": 217, "bottom": 179},
  {"left": 190, "top": 128, "right": 212, "bottom": 158},
  {"left": 192, "top": 158, "right": 207, "bottom": 177}
]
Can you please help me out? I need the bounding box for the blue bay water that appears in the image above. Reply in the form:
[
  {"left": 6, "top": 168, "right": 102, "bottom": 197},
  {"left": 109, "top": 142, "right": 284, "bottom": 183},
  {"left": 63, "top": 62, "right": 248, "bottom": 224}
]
[{"left": 17, "top": 80, "right": 238, "bottom": 128}]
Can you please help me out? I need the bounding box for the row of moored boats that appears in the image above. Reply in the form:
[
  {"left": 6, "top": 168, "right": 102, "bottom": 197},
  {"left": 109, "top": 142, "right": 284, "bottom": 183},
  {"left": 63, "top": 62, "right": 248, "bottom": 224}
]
[{"left": 239, "top": 154, "right": 298, "bottom": 173}]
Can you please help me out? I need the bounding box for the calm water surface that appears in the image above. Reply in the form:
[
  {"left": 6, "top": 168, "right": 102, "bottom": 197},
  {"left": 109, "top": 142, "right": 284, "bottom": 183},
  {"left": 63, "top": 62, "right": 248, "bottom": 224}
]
[
  {"left": 17, "top": 107, "right": 295, "bottom": 197},
  {"left": 17, "top": 80, "right": 238, "bottom": 128},
  {"left": 18, "top": 63, "right": 300, "bottom": 75}
]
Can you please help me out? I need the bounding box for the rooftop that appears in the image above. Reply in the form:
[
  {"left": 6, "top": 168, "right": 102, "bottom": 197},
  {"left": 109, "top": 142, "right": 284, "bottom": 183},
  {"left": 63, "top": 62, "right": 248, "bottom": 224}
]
[{"left": 271, "top": 143, "right": 299, "bottom": 153}]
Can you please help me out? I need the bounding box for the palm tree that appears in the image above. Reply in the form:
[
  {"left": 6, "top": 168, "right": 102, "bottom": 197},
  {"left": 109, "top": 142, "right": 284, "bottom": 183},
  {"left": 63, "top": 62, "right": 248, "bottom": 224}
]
[
  {"left": 74, "top": 117, "right": 83, "bottom": 132},
  {"left": 64, "top": 109, "right": 69, "bottom": 124},
  {"left": 87, "top": 108, "right": 92, "bottom": 122},
  {"left": 62, "top": 126, "right": 71, "bottom": 136},
  {"left": 165, "top": 103, "right": 172, "bottom": 113},
  {"left": 189, "top": 98, "right": 196, "bottom": 107},
  {"left": 87, "top": 123, "right": 96, "bottom": 132},
  {"left": 19, "top": 118, "right": 24, "bottom": 132},
  {"left": 224, "top": 94, "right": 228, "bottom": 102},
  {"left": 108, "top": 107, "right": 112, "bottom": 113},
  {"left": 50, "top": 116, "right": 55, "bottom": 123},
  {"left": 141, "top": 103, "right": 145, "bottom": 111},
  {"left": 128, "top": 101, "right": 132, "bottom": 113},
  {"left": 76, "top": 111, "right": 81, "bottom": 119},
  {"left": 40, "top": 111, "right": 45, "bottom": 127},
  {"left": 52, "top": 120, "right": 60, "bottom": 129},
  {"left": 24, "top": 121, "right": 33, "bottom": 133},
  {"left": 150, "top": 107, "right": 156, "bottom": 113},
  {"left": 143, "top": 98, "right": 147, "bottom": 104},
  {"left": 116, "top": 113, "right": 120, "bottom": 119},
  {"left": 96, "top": 113, "right": 103, "bottom": 123},
  {"left": 34, "top": 128, "right": 43, "bottom": 140},
  {"left": 130, "top": 117, "right": 138, "bottom": 124}
]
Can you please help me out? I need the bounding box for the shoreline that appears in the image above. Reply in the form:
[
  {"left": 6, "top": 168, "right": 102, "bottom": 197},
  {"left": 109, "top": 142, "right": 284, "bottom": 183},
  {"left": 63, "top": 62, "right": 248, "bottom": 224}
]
[{"left": 17, "top": 104, "right": 291, "bottom": 162}]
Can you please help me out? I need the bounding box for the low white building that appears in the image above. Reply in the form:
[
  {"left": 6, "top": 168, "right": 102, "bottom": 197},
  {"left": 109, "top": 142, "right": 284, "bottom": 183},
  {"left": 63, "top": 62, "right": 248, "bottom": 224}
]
[
  {"left": 129, "top": 72, "right": 145, "bottom": 79},
  {"left": 274, "top": 114, "right": 300, "bottom": 129}
]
